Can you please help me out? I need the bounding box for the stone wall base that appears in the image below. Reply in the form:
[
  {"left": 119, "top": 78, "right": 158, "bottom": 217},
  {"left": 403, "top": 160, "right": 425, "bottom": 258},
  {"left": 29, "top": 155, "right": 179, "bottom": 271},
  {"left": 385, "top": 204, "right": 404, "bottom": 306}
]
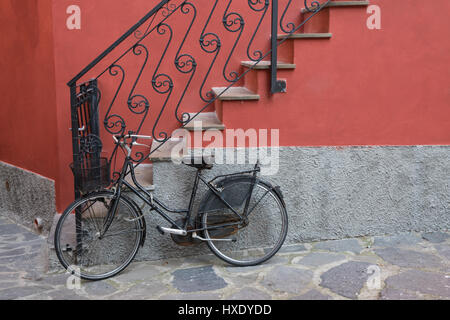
[
  {"left": 0, "top": 161, "right": 56, "bottom": 235},
  {"left": 47, "top": 145, "right": 450, "bottom": 265},
  {"left": 134, "top": 145, "right": 449, "bottom": 261}
]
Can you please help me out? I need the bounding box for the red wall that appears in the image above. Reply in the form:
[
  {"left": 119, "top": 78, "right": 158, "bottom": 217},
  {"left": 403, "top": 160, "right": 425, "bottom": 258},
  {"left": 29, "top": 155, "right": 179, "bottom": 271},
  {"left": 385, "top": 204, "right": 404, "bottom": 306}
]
[
  {"left": 4, "top": 0, "right": 447, "bottom": 211},
  {"left": 224, "top": 0, "right": 450, "bottom": 146},
  {"left": 52, "top": 0, "right": 178, "bottom": 212},
  {"left": 0, "top": 0, "right": 59, "bottom": 182}
]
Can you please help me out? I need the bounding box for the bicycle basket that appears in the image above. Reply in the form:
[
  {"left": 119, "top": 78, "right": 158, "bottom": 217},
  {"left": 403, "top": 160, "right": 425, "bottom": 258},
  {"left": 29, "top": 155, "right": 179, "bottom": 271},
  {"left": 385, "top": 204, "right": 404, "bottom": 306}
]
[{"left": 70, "top": 157, "right": 111, "bottom": 194}]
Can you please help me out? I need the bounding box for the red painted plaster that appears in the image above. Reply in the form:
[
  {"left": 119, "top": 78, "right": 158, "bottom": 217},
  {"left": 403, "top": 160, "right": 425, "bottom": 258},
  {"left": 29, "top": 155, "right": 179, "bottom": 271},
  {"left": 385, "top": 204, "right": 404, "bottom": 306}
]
[
  {"left": 2, "top": 0, "right": 449, "bottom": 211},
  {"left": 0, "top": 0, "right": 59, "bottom": 182}
]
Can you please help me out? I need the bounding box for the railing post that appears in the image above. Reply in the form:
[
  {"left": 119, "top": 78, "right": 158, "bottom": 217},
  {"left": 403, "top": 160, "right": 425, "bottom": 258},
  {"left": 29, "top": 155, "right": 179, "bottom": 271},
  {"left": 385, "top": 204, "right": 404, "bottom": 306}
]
[
  {"left": 271, "top": 0, "right": 286, "bottom": 94},
  {"left": 69, "top": 83, "right": 83, "bottom": 255},
  {"left": 70, "top": 84, "right": 82, "bottom": 200}
]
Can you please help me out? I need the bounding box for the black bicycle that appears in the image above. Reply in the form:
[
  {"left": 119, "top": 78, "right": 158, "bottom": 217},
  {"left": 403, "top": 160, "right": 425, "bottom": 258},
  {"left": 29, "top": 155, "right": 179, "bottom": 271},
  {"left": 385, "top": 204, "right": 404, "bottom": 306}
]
[{"left": 54, "top": 134, "right": 288, "bottom": 280}]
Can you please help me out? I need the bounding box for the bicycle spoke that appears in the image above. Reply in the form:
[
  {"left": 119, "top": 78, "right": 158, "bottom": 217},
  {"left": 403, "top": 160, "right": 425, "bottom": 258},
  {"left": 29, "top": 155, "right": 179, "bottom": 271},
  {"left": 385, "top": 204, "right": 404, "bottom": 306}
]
[
  {"left": 55, "top": 191, "right": 143, "bottom": 280},
  {"left": 86, "top": 201, "right": 102, "bottom": 233},
  {"left": 101, "top": 229, "right": 144, "bottom": 238},
  {"left": 203, "top": 179, "right": 288, "bottom": 266},
  {"left": 246, "top": 189, "right": 271, "bottom": 217},
  {"left": 78, "top": 200, "right": 97, "bottom": 217}
]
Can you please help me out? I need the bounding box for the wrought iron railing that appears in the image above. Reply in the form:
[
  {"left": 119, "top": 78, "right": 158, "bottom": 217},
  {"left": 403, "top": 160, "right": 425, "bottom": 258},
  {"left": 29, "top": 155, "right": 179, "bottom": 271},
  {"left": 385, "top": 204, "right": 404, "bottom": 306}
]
[{"left": 69, "top": 0, "right": 331, "bottom": 197}]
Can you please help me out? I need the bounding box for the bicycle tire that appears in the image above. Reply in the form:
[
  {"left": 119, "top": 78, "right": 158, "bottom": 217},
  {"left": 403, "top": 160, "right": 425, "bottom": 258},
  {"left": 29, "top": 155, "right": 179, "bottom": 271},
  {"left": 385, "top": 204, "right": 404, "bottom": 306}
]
[
  {"left": 200, "top": 176, "right": 288, "bottom": 266},
  {"left": 54, "top": 191, "right": 144, "bottom": 281}
]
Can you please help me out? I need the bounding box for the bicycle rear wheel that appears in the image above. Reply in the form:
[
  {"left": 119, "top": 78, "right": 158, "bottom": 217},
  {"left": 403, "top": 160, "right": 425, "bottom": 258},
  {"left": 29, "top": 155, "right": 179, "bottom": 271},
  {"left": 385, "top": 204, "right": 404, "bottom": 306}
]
[
  {"left": 54, "top": 191, "right": 144, "bottom": 280},
  {"left": 200, "top": 176, "right": 288, "bottom": 266}
]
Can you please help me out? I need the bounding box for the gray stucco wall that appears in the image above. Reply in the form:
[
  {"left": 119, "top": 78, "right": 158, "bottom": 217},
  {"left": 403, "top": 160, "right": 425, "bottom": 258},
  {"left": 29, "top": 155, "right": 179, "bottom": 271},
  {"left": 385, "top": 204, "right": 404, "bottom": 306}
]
[
  {"left": 130, "top": 145, "right": 449, "bottom": 261},
  {"left": 0, "top": 161, "right": 56, "bottom": 234}
]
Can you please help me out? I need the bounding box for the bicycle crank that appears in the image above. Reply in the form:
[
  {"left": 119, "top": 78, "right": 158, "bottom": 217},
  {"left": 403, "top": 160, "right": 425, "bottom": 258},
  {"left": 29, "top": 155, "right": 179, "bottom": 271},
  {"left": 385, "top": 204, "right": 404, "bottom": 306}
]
[
  {"left": 156, "top": 225, "right": 187, "bottom": 236},
  {"left": 158, "top": 219, "right": 202, "bottom": 247}
]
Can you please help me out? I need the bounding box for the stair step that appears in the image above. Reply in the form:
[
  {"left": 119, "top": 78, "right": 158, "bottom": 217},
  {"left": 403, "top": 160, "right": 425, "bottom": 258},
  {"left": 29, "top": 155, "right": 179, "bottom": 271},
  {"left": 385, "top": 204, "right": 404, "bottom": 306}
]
[
  {"left": 327, "top": 0, "right": 370, "bottom": 7},
  {"left": 184, "top": 112, "right": 225, "bottom": 131},
  {"left": 241, "top": 60, "right": 296, "bottom": 70},
  {"left": 124, "top": 164, "right": 155, "bottom": 191},
  {"left": 278, "top": 33, "right": 332, "bottom": 40},
  {"left": 212, "top": 87, "right": 260, "bottom": 101},
  {"left": 301, "top": 0, "right": 370, "bottom": 13},
  {"left": 149, "top": 138, "right": 187, "bottom": 162}
]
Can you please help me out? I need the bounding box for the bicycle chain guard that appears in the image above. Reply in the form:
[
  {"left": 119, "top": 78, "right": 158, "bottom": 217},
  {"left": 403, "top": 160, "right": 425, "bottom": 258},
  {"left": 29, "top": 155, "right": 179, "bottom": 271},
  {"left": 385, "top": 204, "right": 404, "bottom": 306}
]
[{"left": 170, "top": 215, "right": 240, "bottom": 246}]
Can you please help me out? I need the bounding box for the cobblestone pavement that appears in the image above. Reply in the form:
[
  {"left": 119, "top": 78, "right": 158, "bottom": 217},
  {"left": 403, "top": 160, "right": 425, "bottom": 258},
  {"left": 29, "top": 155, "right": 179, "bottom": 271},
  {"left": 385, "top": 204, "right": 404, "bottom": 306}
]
[{"left": 0, "top": 215, "right": 448, "bottom": 300}]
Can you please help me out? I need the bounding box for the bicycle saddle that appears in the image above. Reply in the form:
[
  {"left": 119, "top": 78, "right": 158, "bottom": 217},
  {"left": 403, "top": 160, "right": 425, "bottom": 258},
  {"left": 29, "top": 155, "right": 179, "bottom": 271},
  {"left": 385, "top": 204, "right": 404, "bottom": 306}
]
[{"left": 182, "top": 155, "right": 214, "bottom": 170}]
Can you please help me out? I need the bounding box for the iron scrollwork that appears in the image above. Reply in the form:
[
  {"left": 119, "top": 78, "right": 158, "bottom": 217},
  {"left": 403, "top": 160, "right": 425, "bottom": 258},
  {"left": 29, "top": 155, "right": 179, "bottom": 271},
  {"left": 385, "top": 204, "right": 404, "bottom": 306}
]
[
  {"left": 281, "top": 0, "right": 331, "bottom": 34},
  {"left": 174, "top": 2, "right": 197, "bottom": 124},
  {"left": 104, "top": 65, "right": 126, "bottom": 136},
  {"left": 247, "top": 0, "right": 270, "bottom": 62},
  {"left": 222, "top": 0, "right": 245, "bottom": 83},
  {"left": 199, "top": 0, "right": 221, "bottom": 103},
  {"left": 69, "top": 0, "right": 332, "bottom": 174}
]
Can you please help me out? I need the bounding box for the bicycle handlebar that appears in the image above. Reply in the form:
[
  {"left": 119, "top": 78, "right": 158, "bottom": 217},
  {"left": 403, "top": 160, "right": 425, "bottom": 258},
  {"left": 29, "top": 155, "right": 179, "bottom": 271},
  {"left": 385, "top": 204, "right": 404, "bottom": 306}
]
[
  {"left": 113, "top": 134, "right": 153, "bottom": 143},
  {"left": 113, "top": 134, "right": 153, "bottom": 156}
]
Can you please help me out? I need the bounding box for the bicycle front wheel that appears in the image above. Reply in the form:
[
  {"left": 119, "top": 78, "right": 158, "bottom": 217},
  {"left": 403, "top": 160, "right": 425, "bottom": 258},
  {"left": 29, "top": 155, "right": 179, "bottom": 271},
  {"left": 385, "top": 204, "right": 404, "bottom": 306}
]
[
  {"left": 200, "top": 176, "right": 288, "bottom": 266},
  {"left": 54, "top": 191, "right": 144, "bottom": 280}
]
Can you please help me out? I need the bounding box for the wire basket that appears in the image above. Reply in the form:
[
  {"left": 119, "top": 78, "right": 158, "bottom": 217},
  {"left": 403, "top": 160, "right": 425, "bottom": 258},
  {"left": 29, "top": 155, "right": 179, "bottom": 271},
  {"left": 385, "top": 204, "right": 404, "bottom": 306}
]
[{"left": 70, "top": 157, "right": 111, "bottom": 194}]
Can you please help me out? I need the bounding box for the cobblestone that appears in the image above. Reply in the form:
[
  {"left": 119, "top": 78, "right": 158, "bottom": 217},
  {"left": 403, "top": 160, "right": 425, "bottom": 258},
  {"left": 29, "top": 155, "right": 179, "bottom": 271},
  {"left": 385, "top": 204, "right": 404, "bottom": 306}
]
[
  {"left": 160, "top": 292, "right": 223, "bottom": 300},
  {"left": 435, "top": 244, "right": 450, "bottom": 260},
  {"left": 320, "top": 261, "right": 372, "bottom": 299},
  {"left": 373, "top": 233, "right": 421, "bottom": 247},
  {"left": 0, "top": 214, "right": 448, "bottom": 300},
  {"left": 172, "top": 266, "right": 227, "bottom": 293},
  {"left": 383, "top": 270, "right": 450, "bottom": 298},
  {"left": 83, "top": 281, "right": 119, "bottom": 297},
  {"left": 313, "top": 239, "right": 363, "bottom": 254},
  {"left": 295, "top": 252, "right": 346, "bottom": 267},
  {"left": 422, "top": 232, "right": 449, "bottom": 244},
  {"left": 262, "top": 266, "right": 313, "bottom": 295},
  {"left": 291, "top": 289, "right": 332, "bottom": 300},
  {"left": 375, "top": 247, "right": 445, "bottom": 269},
  {"left": 227, "top": 287, "right": 272, "bottom": 300}
]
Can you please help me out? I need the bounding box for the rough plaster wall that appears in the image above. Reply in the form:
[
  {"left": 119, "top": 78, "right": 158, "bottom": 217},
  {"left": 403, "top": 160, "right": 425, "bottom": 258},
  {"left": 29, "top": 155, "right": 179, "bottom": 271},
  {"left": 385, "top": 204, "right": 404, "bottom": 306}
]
[
  {"left": 132, "top": 146, "right": 449, "bottom": 261},
  {"left": 0, "top": 161, "right": 56, "bottom": 234},
  {"left": 275, "top": 146, "right": 450, "bottom": 241}
]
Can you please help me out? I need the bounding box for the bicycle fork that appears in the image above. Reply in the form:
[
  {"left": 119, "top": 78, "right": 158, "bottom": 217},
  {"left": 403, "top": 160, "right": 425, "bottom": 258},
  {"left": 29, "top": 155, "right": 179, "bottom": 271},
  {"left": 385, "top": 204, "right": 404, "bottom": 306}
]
[
  {"left": 100, "top": 159, "right": 130, "bottom": 238},
  {"left": 99, "top": 189, "right": 121, "bottom": 238}
]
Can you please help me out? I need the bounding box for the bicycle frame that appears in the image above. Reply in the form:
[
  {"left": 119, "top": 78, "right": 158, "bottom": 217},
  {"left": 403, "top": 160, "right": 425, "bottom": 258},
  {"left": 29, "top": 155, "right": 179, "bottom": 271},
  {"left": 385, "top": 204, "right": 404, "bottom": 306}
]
[{"left": 101, "top": 147, "right": 261, "bottom": 238}]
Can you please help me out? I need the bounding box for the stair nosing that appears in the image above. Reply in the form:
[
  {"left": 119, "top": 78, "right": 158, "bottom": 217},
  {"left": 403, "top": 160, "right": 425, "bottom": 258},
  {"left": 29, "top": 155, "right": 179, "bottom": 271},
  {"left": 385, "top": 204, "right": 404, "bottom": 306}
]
[
  {"left": 301, "top": 1, "right": 370, "bottom": 13},
  {"left": 212, "top": 87, "right": 260, "bottom": 101},
  {"left": 277, "top": 33, "right": 333, "bottom": 40},
  {"left": 241, "top": 60, "right": 296, "bottom": 70},
  {"left": 184, "top": 112, "right": 226, "bottom": 131},
  {"left": 149, "top": 138, "right": 187, "bottom": 162}
]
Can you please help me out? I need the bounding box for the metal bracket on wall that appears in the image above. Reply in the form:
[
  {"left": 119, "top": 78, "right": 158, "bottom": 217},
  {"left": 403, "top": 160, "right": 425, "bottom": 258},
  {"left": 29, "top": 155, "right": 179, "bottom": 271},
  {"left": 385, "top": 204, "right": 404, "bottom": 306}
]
[{"left": 272, "top": 79, "right": 287, "bottom": 93}]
